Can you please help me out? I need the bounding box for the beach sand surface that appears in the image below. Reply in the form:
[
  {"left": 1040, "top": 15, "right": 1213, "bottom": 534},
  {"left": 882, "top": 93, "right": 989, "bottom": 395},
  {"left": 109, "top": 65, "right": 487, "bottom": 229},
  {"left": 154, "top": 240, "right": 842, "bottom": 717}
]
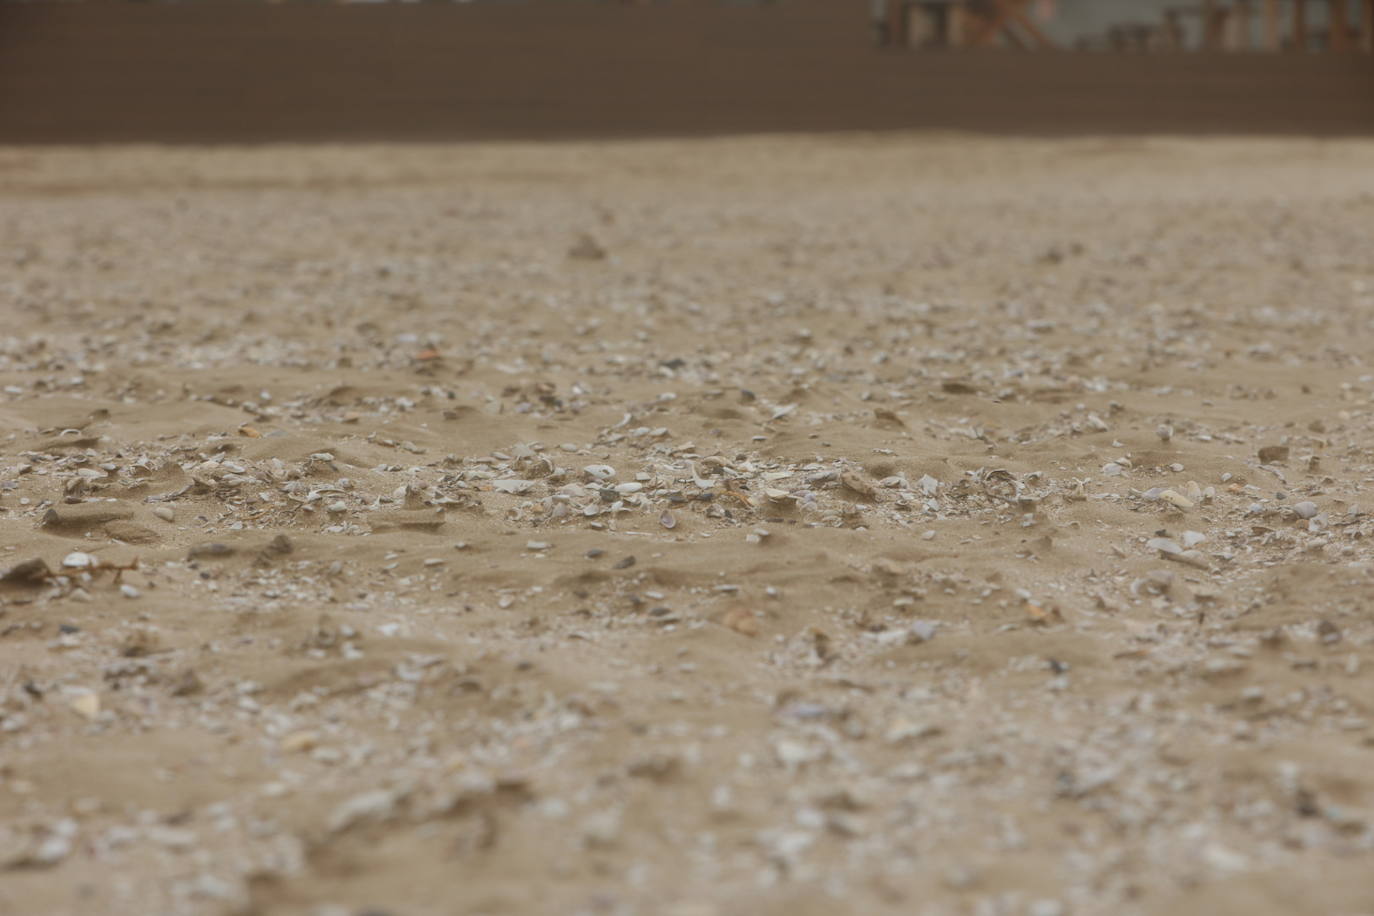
[{"left": 1, "top": 136, "right": 1373, "bottom": 915}]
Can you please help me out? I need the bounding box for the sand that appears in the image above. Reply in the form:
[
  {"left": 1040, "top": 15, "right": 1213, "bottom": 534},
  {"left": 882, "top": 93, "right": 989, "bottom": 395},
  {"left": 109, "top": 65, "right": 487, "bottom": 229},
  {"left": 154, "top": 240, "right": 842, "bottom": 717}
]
[{"left": 1, "top": 135, "right": 1373, "bottom": 916}]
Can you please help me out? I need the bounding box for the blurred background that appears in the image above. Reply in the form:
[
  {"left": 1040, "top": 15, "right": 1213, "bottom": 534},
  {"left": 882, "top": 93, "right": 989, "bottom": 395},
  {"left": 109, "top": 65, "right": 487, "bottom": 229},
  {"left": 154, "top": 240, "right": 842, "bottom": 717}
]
[{"left": 1, "top": 0, "right": 1371, "bottom": 141}]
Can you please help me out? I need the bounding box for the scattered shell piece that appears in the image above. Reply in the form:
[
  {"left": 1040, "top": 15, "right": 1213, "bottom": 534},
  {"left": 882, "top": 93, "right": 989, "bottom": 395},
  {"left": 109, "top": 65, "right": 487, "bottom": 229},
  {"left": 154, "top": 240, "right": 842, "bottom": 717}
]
[
  {"left": 910, "top": 620, "right": 940, "bottom": 642},
  {"left": 280, "top": 731, "right": 320, "bottom": 754},
  {"left": 774, "top": 739, "right": 826, "bottom": 771},
  {"left": 840, "top": 470, "right": 877, "bottom": 499},
  {"left": 68, "top": 692, "right": 100, "bottom": 721},
  {"left": 327, "top": 789, "right": 404, "bottom": 834},
  {"left": 28, "top": 835, "right": 73, "bottom": 868},
  {"left": 1171, "top": 549, "right": 1212, "bottom": 570},
  {"left": 723, "top": 608, "right": 758, "bottom": 637},
  {"left": 885, "top": 720, "right": 941, "bottom": 745},
  {"left": 1025, "top": 602, "right": 1063, "bottom": 625},
  {"left": 1200, "top": 658, "right": 1248, "bottom": 679},
  {"left": 1158, "top": 489, "right": 1194, "bottom": 510},
  {"left": 1147, "top": 537, "right": 1183, "bottom": 556}
]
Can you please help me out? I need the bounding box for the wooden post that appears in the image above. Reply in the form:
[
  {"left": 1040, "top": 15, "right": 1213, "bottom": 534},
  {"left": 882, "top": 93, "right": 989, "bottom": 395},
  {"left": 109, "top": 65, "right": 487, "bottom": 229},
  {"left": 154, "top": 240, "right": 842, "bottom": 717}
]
[
  {"left": 1201, "top": 0, "right": 1219, "bottom": 48},
  {"left": 887, "top": 0, "right": 907, "bottom": 48},
  {"left": 1232, "top": 0, "right": 1254, "bottom": 49},
  {"left": 949, "top": 2, "right": 968, "bottom": 47},
  {"left": 1363, "top": 0, "right": 1374, "bottom": 52},
  {"left": 1293, "top": 0, "right": 1309, "bottom": 49},
  {"left": 1262, "top": 0, "right": 1281, "bottom": 49},
  {"left": 1330, "top": 0, "right": 1351, "bottom": 49},
  {"left": 1163, "top": 10, "right": 1186, "bottom": 50}
]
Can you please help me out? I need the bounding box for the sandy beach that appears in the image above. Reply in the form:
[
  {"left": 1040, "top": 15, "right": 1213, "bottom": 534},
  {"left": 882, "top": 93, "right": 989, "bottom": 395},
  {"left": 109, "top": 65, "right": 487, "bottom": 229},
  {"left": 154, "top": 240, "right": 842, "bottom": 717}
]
[{"left": 2, "top": 135, "right": 1374, "bottom": 915}]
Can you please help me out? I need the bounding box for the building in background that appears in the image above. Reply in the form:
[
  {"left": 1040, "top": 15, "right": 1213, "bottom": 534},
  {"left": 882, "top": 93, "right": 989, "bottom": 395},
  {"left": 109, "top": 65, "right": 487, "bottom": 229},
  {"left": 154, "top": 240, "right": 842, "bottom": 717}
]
[{"left": 880, "top": 0, "right": 1369, "bottom": 51}]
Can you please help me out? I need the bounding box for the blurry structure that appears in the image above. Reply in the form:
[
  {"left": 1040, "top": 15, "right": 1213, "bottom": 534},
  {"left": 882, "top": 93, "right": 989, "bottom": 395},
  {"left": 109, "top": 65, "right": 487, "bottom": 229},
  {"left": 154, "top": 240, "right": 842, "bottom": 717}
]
[
  {"left": 876, "top": 0, "right": 1372, "bottom": 51},
  {"left": 1089, "top": 0, "right": 1374, "bottom": 51},
  {"left": 877, "top": 0, "right": 1056, "bottom": 48},
  {"left": 8, "top": 0, "right": 1368, "bottom": 53}
]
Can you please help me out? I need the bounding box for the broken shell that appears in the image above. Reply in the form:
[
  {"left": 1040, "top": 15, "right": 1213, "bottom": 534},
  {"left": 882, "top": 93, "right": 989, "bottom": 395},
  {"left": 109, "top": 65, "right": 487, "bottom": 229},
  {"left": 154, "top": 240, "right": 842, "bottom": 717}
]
[
  {"left": 1158, "top": 489, "right": 1194, "bottom": 510},
  {"left": 1146, "top": 537, "right": 1183, "bottom": 556},
  {"left": 69, "top": 692, "right": 101, "bottom": 721},
  {"left": 770, "top": 403, "right": 798, "bottom": 421},
  {"left": 840, "top": 470, "right": 877, "bottom": 499},
  {"left": 723, "top": 608, "right": 759, "bottom": 637},
  {"left": 280, "top": 731, "right": 321, "bottom": 754}
]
